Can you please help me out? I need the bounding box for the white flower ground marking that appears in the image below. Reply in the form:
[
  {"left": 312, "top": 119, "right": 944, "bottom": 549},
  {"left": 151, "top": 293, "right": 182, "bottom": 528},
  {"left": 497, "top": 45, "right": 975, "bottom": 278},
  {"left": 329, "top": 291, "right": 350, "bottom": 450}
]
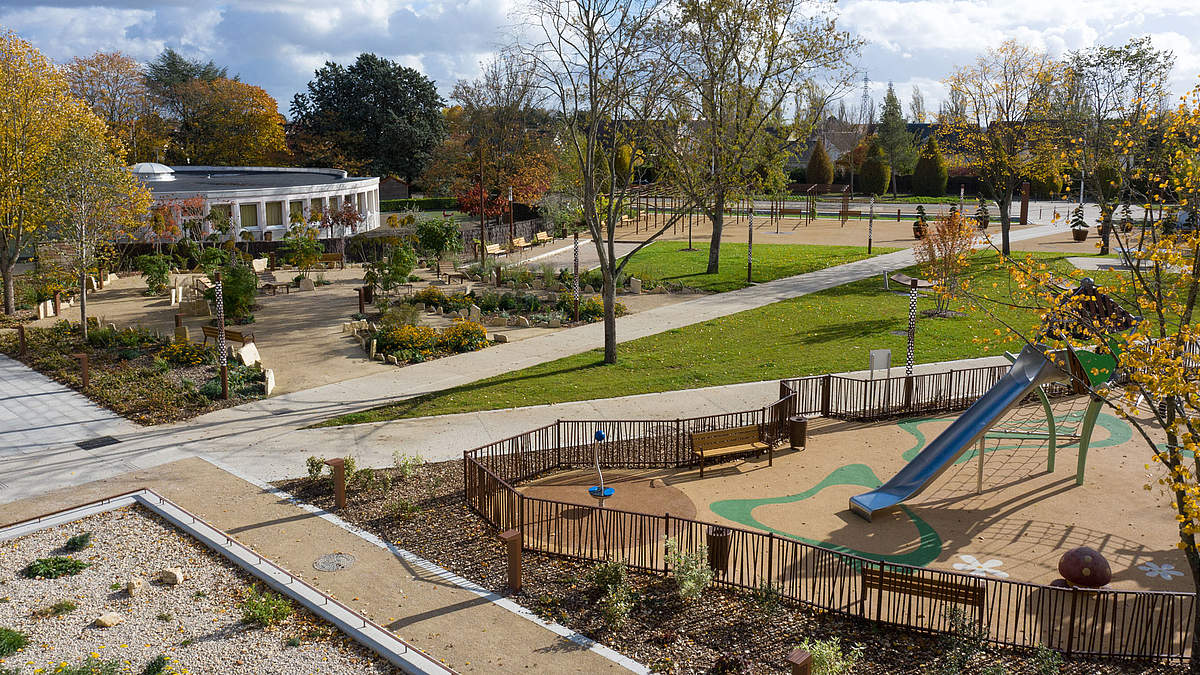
[
  {"left": 952, "top": 554, "right": 1010, "bottom": 578},
  {"left": 1137, "top": 561, "right": 1184, "bottom": 580}
]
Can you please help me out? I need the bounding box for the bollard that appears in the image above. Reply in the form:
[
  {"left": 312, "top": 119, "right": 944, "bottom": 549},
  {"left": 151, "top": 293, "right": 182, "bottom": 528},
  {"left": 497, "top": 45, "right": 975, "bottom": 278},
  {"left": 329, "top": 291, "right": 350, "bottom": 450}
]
[
  {"left": 785, "top": 648, "right": 812, "bottom": 675},
  {"left": 53, "top": 292, "right": 61, "bottom": 316},
  {"left": 358, "top": 287, "right": 366, "bottom": 315},
  {"left": 498, "top": 529, "right": 522, "bottom": 591},
  {"left": 324, "top": 458, "right": 347, "bottom": 509},
  {"left": 896, "top": 208, "right": 901, "bottom": 221},
  {"left": 174, "top": 314, "right": 182, "bottom": 329},
  {"left": 17, "top": 324, "right": 27, "bottom": 358},
  {"left": 73, "top": 353, "right": 89, "bottom": 388},
  {"left": 97, "top": 270, "right": 105, "bottom": 290}
]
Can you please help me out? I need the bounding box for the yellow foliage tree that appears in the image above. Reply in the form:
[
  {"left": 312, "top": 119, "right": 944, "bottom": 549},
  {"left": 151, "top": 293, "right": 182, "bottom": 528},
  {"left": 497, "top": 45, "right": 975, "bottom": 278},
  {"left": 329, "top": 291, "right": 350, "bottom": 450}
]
[
  {"left": 914, "top": 210, "right": 977, "bottom": 315},
  {"left": 0, "top": 30, "right": 77, "bottom": 314},
  {"left": 64, "top": 51, "right": 161, "bottom": 162},
  {"left": 939, "top": 40, "right": 1062, "bottom": 256},
  {"left": 174, "top": 78, "right": 286, "bottom": 165}
]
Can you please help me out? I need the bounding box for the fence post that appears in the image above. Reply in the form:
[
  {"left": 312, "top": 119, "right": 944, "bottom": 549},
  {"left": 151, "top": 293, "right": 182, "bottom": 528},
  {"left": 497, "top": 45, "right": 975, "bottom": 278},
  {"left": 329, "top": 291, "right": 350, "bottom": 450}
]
[
  {"left": 1066, "top": 587, "right": 1078, "bottom": 657},
  {"left": 785, "top": 649, "right": 812, "bottom": 675},
  {"left": 767, "top": 532, "right": 775, "bottom": 589},
  {"left": 904, "top": 374, "right": 914, "bottom": 410},
  {"left": 555, "top": 420, "right": 561, "bottom": 469},
  {"left": 17, "top": 324, "right": 26, "bottom": 358},
  {"left": 820, "top": 375, "right": 831, "bottom": 416},
  {"left": 499, "top": 528, "right": 522, "bottom": 591},
  {"left": 73, "top": 353, "right": 89, "bottom": 389},
  {"left": 675, "top": 419, "right": 683, "bottom": 466}
]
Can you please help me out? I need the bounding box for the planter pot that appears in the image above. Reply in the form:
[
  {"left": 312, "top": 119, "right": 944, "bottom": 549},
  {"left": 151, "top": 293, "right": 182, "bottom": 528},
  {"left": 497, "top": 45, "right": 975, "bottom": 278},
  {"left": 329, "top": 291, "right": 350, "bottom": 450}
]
[
  {"left": 913, "top": 224, "right": 926, "bottom": 239},
  {"left": 1072, "top": 228, "right": 1089, "bottom": 242}
]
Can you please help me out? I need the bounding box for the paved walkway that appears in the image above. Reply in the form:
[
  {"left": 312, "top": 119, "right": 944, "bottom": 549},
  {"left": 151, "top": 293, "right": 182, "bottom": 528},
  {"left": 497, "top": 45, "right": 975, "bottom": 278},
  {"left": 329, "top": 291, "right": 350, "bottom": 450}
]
[{"left": 0, "top": 457, "right": 632, "bottom": 674}]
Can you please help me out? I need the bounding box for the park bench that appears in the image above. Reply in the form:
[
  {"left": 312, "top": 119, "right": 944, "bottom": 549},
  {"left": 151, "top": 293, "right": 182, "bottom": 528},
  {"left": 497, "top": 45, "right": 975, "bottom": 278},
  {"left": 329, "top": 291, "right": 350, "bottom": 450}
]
[
  {"left": 201, "top": 324, "right": 254, "bottom": 346},
  {"left": 438, "top": 262, "right": 467, "bottom": 284},
  {"left": 889, "top": 273, "right": 935, "bottom": 290},
  {"left": 690, "top": 425, "right": 771, "bottom": 477},
  {"left": 860, "top": 567, "right": 985, "bottom": 622},
  {"left": 258, "top": 270, "right": 289, "bottom": 295},
  {"left": 484, "top": 243, "right": 505, "bottom": 257},
  {"left": 534, "top": 231, "right": 552, "bottom": 245},
  {"left": 511, "top": 237, "right": 533, "bottom": 251},
  {"left": 779, "top": 208, "right": 808, "bottom": 217},
  {"left": 319, "top": 253, "right": 345, "bottom": 270}
]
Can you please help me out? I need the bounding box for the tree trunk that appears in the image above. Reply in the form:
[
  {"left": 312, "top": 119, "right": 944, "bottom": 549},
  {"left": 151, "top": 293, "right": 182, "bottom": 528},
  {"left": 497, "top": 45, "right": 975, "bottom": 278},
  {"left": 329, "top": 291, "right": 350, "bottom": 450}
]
[
  {"left": 602, "top": 264, "right": 617, "bottom": 365},
  {"left": 1099, "top": 204, "right": 1112, "bottom": 256},
  {"left": 996, "top": 194, "right": 1013, "bottom": 257},
  {"left": 79, "top": 268, "right": 88, "bottom": 341},
  {"left": 1, "top": 262, "right": 14, "bottom": 315},
  {"left": 707, "top": 190, "right": 726, "bottom": 274}
]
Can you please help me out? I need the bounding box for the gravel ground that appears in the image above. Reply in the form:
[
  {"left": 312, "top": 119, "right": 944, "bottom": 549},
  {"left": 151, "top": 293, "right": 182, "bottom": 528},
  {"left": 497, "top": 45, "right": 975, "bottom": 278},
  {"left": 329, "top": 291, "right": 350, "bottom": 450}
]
[
  {"left": 276, "top": 460, "right": 1186, "bottom": 675},
  {"left": 0, "top": 505, "right": 396, "bottom": 674}
]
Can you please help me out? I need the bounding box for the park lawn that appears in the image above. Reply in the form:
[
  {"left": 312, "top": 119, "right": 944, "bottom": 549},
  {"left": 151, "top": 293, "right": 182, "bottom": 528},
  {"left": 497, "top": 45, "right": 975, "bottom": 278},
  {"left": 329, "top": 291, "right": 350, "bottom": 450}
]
[
  {"left": 317, "top": 251, "right": 1084, "bottom": 427},
  {"left": 619, "top": 242, "right": 896, "bottom": 293}
]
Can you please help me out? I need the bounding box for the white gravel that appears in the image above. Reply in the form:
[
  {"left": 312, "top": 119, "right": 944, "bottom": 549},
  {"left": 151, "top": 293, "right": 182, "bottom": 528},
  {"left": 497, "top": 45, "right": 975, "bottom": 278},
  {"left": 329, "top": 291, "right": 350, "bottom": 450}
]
[{"left": 0, "top": 505, "right": 397, "bottom": 674}]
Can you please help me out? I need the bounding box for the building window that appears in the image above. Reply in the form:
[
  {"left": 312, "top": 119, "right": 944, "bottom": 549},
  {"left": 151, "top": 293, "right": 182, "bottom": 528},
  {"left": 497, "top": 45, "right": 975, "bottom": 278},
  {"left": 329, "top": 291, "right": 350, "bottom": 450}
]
[
  {"left": 239, "top": 204, "right": 258, "bottom": 228},
  {"left": 289, "top": 201, "right": 305, "bottom": 224},
  {"left": 265, "top": 201, "right": 284, "bottom": 227}
]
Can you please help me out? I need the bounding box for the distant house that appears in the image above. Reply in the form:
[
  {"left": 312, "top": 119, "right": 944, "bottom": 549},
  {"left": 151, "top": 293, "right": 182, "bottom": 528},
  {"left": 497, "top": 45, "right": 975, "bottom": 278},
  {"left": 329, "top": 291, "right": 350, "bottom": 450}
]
[{"left": 379, "top": 176, "right": 410, "bottom": 200}]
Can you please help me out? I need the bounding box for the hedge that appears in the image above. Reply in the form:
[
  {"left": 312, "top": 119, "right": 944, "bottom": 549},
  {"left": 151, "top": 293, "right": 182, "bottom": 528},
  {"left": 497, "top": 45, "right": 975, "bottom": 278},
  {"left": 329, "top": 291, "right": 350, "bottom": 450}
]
[{"left": 381, "top": 197, "right": 459, "bottom": 212}]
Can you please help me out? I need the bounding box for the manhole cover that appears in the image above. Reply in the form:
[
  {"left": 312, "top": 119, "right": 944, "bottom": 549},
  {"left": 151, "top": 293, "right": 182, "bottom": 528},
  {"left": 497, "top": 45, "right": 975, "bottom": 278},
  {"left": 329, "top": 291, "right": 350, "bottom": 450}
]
[
  {"left": 889, "top": 330, "right": 909, "bottom": 337},
  {"left": 313, "top": 553, "right": 356, "bottom": 572},
  {"left": 76, "top": 436, "right": 121, "bottom": 450}
]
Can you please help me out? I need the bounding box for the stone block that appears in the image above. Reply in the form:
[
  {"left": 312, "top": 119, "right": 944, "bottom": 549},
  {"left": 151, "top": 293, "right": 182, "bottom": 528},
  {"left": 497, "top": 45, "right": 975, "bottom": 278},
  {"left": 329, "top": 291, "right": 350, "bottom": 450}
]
[
  {"left": 95, "top": 612, "right": 124, "bottom": 628},
  {"left": 264, "top": 369, "right": 275, "bottom": 395},
  {"left": 160, "top": 568, "right": 184, "bottom": 585},
  {"left": 468, "top": 304, "right": 481, "bottom": 322},
  {"left": 650, "top": 285, "right": 667, "bottom": 294},
  {"left": 532, "top": 279, "right": 545, "bottom": 289},
  {"left": 237, "top": 342, "right": 261, "bottom": 367},
  {"left": 341, "top": 322, "right": 351, "bottom": 334},
  {"left": 493, "top": 332, "right": 508, "bottom": 344},
  {"left": 368, "top": 339, "right": 377, "bottom": 360},
  {"left": 386, "top": 355, "right": 398, "bottom": 365},
  {"left": 515, "top": 316, "right": 531, "bottom": 328},
  {"left": 549, "top": 319, "right": 562, "bottom": 328},
  {"left": 37, "top": 302, "right": 46, "bottom": 320},
  {"left": 298, "top": 277, "right": 316, "bottom": 292},
  {"left": 127, "top": 575, "right": 148, "bottom": 596},
  {"left": 629, "top": 277, "right": 642, "bottom": 294},
  {"left": 415, "top": 302, "right": 425, "bottom": 311},
  {"left": 487, "top": 316, "right": 507, "bottom": 327},
  {"left": 583, "top": 284, "right": 594, "bottom": 294},
  {"left": 179, "top": 299, "right": 209, "bottom": 317}
]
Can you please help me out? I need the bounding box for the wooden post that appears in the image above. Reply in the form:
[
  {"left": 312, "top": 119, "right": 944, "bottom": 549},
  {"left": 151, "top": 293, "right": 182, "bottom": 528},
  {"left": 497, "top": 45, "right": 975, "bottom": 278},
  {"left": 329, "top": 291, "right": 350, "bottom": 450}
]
[
  {"left": 73, "top": 353, "right": 89, "bottom": 389},
  {"left": 499, "top": 528, "right": 522, "bottom": 591},
  {"left": 820, "top": 374, "right": 831, "bottom": 417},
  {"left": 174, "top": 314, "right": 182, "bottom": 329},
  {"left": 17, "top": 325, "right": 26, "bottom": 358},
  {"left": 97, "top": 270, "right": 105, "bottom": 290},
  {"left": 1019, "top": 181, "right": 1031, "bottom": 225},
  {"left": 357, "top": 287, "right": 366, "bottom": 315},
  {"left": 53, "top": 292, "right": 61, "bottom": 316},
  {"left": 896, "top": 208, "right": 901, "bottom": 222},
  {"left": 785, "top": 649, "right": 812, "bottom": 675},
  {"left": 324, "top": 458, "right": 347, "bottom": 509}
]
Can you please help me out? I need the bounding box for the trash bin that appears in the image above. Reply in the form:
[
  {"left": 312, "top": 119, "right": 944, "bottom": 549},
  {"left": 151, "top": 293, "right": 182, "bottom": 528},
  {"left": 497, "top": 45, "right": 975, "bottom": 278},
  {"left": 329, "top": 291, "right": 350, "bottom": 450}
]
[
  {"left": 706, "top": 525, "right": 731, "bottom": 577},
  {"left": 361, "top": 285, "right": 374, "bottom": 304},
  {"left": 789, "top": 416, "right": 809, "bottom": 450}
]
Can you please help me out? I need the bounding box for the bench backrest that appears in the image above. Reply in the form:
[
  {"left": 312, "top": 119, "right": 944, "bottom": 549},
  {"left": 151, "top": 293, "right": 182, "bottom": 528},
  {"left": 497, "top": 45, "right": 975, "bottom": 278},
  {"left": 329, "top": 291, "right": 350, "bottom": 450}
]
[
  {"left": 319, "top": 253, "right": 344, "bottom": 262},
  {"left": 512, "top": 237, "right": 529, "bottom": 247},
  {"left": 202, "top": 325, "right": 246, "bottom": 341},
  {"left": 862, "top": 568, "right": 985, "bottom": 609},
  {"left": 535, "top": 231, "right": 551, "bottom": 240},
  {"left": 485, "top": 244, "right": 504, "bottom": 254},
  {"left": 690, "top": 425, "right": 761, "bottom": 451}
]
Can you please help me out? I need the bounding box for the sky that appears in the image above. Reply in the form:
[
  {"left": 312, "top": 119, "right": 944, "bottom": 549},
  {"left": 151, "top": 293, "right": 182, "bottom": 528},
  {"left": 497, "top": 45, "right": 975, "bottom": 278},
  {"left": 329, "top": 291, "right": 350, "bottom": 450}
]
[{"left": 2, "top": 0, "right": 1200, "bottom": 119}]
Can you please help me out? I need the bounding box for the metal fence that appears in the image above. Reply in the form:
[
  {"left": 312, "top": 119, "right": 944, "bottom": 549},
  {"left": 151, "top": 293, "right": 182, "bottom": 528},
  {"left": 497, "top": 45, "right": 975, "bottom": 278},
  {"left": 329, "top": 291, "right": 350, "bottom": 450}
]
[{"left": 461, "top": 363, "right": 1197, "bottom": 662}]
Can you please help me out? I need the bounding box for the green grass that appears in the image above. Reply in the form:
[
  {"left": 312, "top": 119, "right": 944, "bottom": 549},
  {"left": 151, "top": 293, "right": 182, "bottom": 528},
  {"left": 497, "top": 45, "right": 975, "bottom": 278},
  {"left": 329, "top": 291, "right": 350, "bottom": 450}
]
[
  {"left": 0, "top": 627, "right": 27, "bottom": 657},
  {"left": 318, "top": 251, "right": 1080, "bottom": 427},
  {"left": 22, "top": 556, "right": 90, "bottom": 579},
  {"left": 239, "top": 585, "right": 293, "bottom": 627},
  {"left": 620, "top": 242, "right": 895, "bottom": 293}
]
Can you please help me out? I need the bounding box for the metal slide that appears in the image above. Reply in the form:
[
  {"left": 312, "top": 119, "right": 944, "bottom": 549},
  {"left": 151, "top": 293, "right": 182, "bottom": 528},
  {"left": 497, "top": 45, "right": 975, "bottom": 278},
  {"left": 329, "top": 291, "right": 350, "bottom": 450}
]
[{"left": 849, "top": 344, "right": 1068, "bottom": 522}]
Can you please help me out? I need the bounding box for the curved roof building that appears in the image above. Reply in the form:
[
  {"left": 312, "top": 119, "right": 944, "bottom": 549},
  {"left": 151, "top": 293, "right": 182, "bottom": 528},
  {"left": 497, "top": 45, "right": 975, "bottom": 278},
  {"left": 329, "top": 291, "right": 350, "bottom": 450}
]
[{"left": 133, "top": 165, "right": 381, "bottom": 242}]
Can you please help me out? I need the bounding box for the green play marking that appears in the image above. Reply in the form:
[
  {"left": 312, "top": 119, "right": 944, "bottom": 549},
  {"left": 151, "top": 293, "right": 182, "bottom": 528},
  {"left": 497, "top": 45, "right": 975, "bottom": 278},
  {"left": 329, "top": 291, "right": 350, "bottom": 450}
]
[{"left": 710, "top": 464, "right": 944, "bottom": 567}]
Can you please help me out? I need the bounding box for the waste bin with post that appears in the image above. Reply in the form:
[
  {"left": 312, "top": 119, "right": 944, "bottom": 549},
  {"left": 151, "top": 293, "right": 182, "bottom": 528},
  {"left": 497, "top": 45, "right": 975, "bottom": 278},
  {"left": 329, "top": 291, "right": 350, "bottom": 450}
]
[
  {"left": 706, "top": 526, "right": 732, "bottom": 578},
  {"left": 789, "top": 416, "right": 809, "bottom": 450}
]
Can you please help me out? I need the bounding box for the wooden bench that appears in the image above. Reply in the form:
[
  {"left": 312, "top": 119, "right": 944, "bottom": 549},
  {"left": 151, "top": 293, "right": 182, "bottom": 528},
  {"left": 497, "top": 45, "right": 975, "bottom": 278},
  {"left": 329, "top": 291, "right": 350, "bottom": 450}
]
[
  {"left": 201, "top": 324, "right": 254, "bottom": 346},
  {"left": 438, "top": 262, "right": 467, "bottom": 284},
  {"left": 889, "top": 273, "right": 935, "bottom": 290},
  {"left": 861, "top": 568, "right": 985, "bottom": 622},
  {"left": 484, "top": 243, "right": 505, "bottom": 257},
  {"left": 534, "top": 231, "right": 552, "bottom": 245},
  {"left": 690, "top": 425, "right": 771, "bottom": 477},
  {"left": 258, "top": 270, "right": 289, "bottom": 295},
  {"left": 511, "top": 237, "right": 532, "bottom": 251},
  {"left": 319, "top": 253, "right": 345, "bottom": 270}
]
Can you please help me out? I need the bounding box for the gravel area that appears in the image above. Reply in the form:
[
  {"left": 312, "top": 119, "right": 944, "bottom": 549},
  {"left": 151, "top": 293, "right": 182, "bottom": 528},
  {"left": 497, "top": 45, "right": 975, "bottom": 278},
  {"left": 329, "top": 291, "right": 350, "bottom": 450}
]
[
  {"left": 0, "top": 505, "right": 396, "bottom": 674},
  {"left": 276, "top": 460, "right": 1186, "bottom": 675}
]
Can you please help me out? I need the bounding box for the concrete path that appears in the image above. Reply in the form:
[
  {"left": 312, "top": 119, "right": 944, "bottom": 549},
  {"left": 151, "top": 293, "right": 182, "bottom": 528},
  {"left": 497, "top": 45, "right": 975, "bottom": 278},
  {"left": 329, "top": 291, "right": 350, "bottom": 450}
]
[
  {"left": 0, "top": 457, "right": 634, "bottom": 674},
  {"left": 518, "top": 241, "right": 641, "bottom": 273},
  {"left": 0, "top": 354, "right": 137, "bottom": 454}
]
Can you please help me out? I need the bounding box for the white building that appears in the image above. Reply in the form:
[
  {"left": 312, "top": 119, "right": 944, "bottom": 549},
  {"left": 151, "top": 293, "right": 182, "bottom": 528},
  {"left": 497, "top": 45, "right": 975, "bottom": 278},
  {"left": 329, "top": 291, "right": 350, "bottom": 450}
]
[{"left": 131, "top": 164, "right": 381, "bottom": 242}]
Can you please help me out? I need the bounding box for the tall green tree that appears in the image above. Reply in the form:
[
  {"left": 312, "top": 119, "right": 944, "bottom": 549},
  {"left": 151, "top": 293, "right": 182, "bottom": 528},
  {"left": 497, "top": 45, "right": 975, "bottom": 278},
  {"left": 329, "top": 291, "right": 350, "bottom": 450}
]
[
  {"left": 876, "top": 83, "right": 916, "bottom": 198},
  {"left": 911, "top": 137, "right": 948, "bottom": 197},
  {"left": 806, "top": 139, "right": 834, "bottom": 185},
  {"left": 859, "top": 138, "right": 890, "bottom": 195},
  {"left": 290, "top": 54, "right": 446, "bottom": 181}
]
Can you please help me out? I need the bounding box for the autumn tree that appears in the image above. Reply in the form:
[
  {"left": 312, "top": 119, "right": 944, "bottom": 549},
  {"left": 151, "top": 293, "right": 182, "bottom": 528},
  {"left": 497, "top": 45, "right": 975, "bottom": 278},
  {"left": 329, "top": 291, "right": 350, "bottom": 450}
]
[
  {"left": 64, "top": 51, "right": 162, "bottom": 162},
  {"left": 173, "top": 78, "right": 286, "bottom": 165},
  {"left": 914, "top": 210, "right": 976, "bottom": 315},
  {"left": 939, "top": 41, "right": 1062, "bottom": 256},
  {"left": 45, "top": 123, "right": 153, "bottom": 338},
  {"left": 0, "top": 31, "right": 79, "bottom": 314},
  {"left": 650, "top": 0, "right": 859, "bottom": 273},
  {"left": 1063, "top": 37, "right": 1174, "bottom": 254},
  {"left": 290, "top": 54, "right": 446, "bottom": 181}
]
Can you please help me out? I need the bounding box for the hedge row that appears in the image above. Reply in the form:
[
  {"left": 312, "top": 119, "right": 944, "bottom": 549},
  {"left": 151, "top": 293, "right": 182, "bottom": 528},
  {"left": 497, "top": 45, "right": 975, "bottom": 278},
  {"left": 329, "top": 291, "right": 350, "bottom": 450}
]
[{"left": 381, "top": 197, "right": 458, "bottom": 212}]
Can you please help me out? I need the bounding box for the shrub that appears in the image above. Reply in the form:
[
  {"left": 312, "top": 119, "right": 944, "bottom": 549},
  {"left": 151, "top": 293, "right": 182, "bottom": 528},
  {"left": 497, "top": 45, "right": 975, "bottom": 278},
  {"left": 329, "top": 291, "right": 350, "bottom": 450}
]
[
  {"left": 33, "top": 599, "right": 77, "bottom": 618},
  {"left": 806, "top": 139, "right": 834, "bottom": 185},
  {"left": 198, "top": 247, "right": 229, "bottom": 277},
  {"left": 208, "top": 262, "right": 257, "bottom": 320},
  {"left": 438, "top": 320, "right": 488, "bottom": 353},
  {"left": 711, "top": 653, "right": 753, "bottom": 674},
  {"left": 136, "top": 254, "right": 171, "bottom": 295},
  {"left": 411, "top": 286, "right": 446, "bottom": 308},
  {"left": 415, "top": 215, "right": 464, "bottom": 260},
  {"left": 798, "top": 636, "right": 863, "bottom": 675},
  {"left": 559, "top": 296, "right": 627, "bottom": 323},
  {"left": 22, "top": 556, "right": 90, "bottom": 579},
  {"left": 380, "top": 197, "right": 457, "bottom": 212},
  {"left": 364, "top": 243, "right": 418, "bottom": 295},
  {"left": 664, "top": 537, "right": 711, "bottom": 601},
  {"left": 1032, "top": 645, "right": 1063, "bottom": 675},
  {"left": 0, "top": 627, "right": 28, "bottom": 657},
  {"left": 392, "top": 452, "right": 424, "bottom": 479},
  {"left": 599, "top": 583, "right": 633, "bottom": 630},
  {"left": 751, "top": 580, "right": 780, "bottom": 615},
  {"left": 859, "top": 139, "right": 890, "bottom": 196},
  {"left": 912, "top": 137, "right": 949, "bottom": 197},
  {"left": 936, "top": 607, "right": 986, "bottom": 674},
  {"left": 375, "top": 324, "right": 438, "bottom": 357},
  {"left": 478, "top": 292, "right": 500, "bottom": 313},
  {"left": 306, "top": 456, "right": 326, "bottom": 479},
  {"left": 240, "top": 584, "right": 293, "bottom": 627},
  {"left": 279, "top": 225, "right": 323, "bottom": 275},
  {"left": 158, "top": 342, "right": 216, "bottom": 367},
  {"left": 64, "top": 531, "right": 92, "bottom": 552},
  {"left": 380, "top": 303, "right": 421, "bottom": 328},
  {"left": 591, "top": 560, "right": 628, "bottom": 592}
]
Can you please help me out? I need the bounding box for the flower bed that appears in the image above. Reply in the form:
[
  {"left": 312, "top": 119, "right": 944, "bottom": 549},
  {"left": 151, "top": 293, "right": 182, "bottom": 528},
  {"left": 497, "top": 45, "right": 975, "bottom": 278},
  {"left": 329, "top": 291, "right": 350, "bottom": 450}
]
[
  {"left": 0, "top": 321, "right": 265, "bottom": 424},
  {"left": 0, "top": 505, "right": 391, "bottom": 674}
]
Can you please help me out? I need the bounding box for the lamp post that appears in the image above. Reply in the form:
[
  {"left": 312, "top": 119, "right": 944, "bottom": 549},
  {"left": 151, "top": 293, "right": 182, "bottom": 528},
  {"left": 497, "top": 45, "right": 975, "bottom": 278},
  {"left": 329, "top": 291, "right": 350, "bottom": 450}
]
[
  {"left": 867, "top": 196, "right": 875, "bottom": 254},
  {"left": 746, "top": 199, "right": 754, "bottom": 284},
  {"left": 214, "top": 271, "right": 229, "bottom": 400}
]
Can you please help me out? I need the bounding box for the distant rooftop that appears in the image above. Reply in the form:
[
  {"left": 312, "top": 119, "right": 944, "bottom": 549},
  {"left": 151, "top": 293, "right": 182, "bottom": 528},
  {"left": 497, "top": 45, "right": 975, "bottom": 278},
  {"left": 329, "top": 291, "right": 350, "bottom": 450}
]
[{"left": 132, "top": 165, "right": 374, "bottom": 195}]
